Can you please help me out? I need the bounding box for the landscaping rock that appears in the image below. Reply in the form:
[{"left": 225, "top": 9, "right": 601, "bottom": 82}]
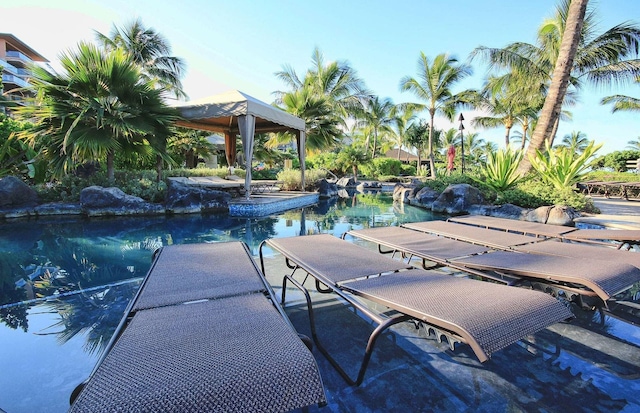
[
  {"left": 467, "top": 203, "right": 528, "bottom": 220},
  {"left": 408, "top": 186, "right": 440, "bottom": 209},
  {"left": 526, "top": 205, "right": 580, "bottom": 225},
  {"left": 164, "top": 179, "right": 230, "bottom": 214},
  {"left": 0, "top": 176, "right": 38, "bottom": 207},
  {"left": 392, "top": 184, "right": 412, "bottom": 202},
  {"left": 80, "top": 186, "right": 165, "bottom": 216},
  {"left": 318, "top": 179, "right": 338, "bottom": 199},
  {"left": 336, "top": 177, "right": 357, "bottom": 188},
  {"left": 431, "top": 184, "right": 486, "bottom": 214}
]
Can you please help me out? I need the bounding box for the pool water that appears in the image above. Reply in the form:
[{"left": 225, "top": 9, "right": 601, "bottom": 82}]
[{"left": 0, "top": 194, "right": 436, "bottom": 413}]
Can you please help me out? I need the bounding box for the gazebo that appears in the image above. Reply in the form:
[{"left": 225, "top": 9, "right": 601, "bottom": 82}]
[{"left": 173, "top": 90, "right": 306, "bottom": 199}]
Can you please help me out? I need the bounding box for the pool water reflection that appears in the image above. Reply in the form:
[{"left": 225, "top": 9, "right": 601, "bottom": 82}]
[{"left": 0, "top": 194, "right": 435, "bottom": 413}]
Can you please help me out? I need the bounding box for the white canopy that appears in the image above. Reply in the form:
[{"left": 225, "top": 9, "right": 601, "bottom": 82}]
[{"left": 173, "top": 90, "right": 306, "bottom": 198}]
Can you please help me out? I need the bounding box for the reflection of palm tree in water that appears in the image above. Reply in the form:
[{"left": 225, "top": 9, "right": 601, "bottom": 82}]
[{"left": 37, "top": 282, "right": 140, "bottom": 354}]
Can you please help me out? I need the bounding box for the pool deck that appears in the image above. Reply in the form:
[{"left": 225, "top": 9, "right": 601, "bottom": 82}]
[{"left": 577, "top": 197, "right": 640, "bottom": 229}]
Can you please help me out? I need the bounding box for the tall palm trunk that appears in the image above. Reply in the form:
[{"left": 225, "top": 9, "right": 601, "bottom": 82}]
[
  {"left": 156, "top": 154, "right": 163, "bottom": 183},
  {"left": 428, "top": 111, "right": 436, "bottom": 178},
  {"left": 518, "top": 0, "right": 589, "bottom": 174},
  {"left": 504, "top": 124, "right": 512, "bottom": 147},
  {"left": 548, "top": 117, "right": 560, "bottom": 146},
  {"left": 372, "top": 129, "right": 378, "bottom": 158},
  {"left": 107, "top": 149, "right": 115, "bottom": 183}
]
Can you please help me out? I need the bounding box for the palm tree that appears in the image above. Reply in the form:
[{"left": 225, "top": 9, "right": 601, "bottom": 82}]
[
  {"left": 355, "top": 97, "right": 395, "bottom": 157},
  {"left": 557, "top": 130, "right": 590, "bottom": 153},
  {"left": 278, "top": 86, "right": 343, "bottom": 152},
  {"left": 405, "top": 120, "right": 429, "bottom": 173},
  {"left": 463, "top": 132, "right": 488, "bottom": 165},
  {"left": 626, "top": 137, "right": 640, "bottom": 151},
  {"left": 337, "top": 144, "right": 369, "bottom": 179},
  {"left": 95, "top": 18, "right": 187, "bottom": 100},
  {"left": 602, "top": 78, "right": 640, "bottom": 113},
  {"left": 438, "top": 128, "right": 460, "bottom": 155},
  {"left": 387, "top": 106, "right": 417, "bottom": 161},
  {"left": 400, "top": 52, "right": 473, "bottom": 178},
  {"left": 473, "top": 0, "right": 640, "bottom": 173},
  {"left": 275, "top": 47, "right": 371, "bottom": 124},
  {"left": 520, "top": 0, "right": 589, "bottom": 174},
  {"left": 15, "top": 42, "right": 178, "bottom": 181}
]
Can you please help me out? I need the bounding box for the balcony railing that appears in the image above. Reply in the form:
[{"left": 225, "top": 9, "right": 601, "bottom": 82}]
[
  {"left": 2, "top": 74, "right": 30, "bottom": 88},
  {"left": 0, "top": 58, "right": 19, "bottom": 74},
  {"left": 5, "top": 50, "right": 33, "bottom": 65}
]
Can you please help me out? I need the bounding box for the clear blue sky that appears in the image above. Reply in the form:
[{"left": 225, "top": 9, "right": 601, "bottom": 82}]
[{"left": 3, "top": 0, "right": 639, "bottom": 154}]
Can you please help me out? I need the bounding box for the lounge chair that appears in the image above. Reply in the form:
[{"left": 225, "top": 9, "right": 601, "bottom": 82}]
[
  {"left": 403, "top": 220, "right": 543, "bottom": 249},
  {"left": 225, "top": 175, "right": 283, "bottom": 193},
  {"left": 188, "top": 175, "right": 244, "bottom": 189},
  {"left": 259, "top": 234, "right": 572, "bottom": 385},
  {"left": 446, "top": 215, "right": 640, "bottom": 249},
  {"left": 560, "top": 228, "right": 640, "bottom": 249},
  {"left": 447, "top": 215, "right": 578, "bottom": 238},
  {"left": 346, "top": 226, "right": 640, "bottom": 304},
  {"left": 69, "top": 242, "right": 326, "bottom": 413},
  {"left": 514, "top": 239, "right": 640, "bottom": 269}
]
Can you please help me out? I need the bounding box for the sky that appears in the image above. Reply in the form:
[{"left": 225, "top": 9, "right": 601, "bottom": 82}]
[{"left": 2, "top": 0, "right": 640, "bottom": 154}]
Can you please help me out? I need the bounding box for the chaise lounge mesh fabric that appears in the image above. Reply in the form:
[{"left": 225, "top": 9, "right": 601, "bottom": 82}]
[
  {"left": 348, "top": 225, "right": 640, "bottom": 302},
  {"left": 69, "top": 242, "right": 326, "bottom": 413},
  {"left": 447, "top": 215, "right": 578, "bottom": 238},
  {"left": 514, "top": 240, "right": 640, "bottom": 269},
  {"left": 403, "top": 220, "right": 542, "bottom": 249},
  {"left": 451, "top": 250, "right": 640, "bottom": 301},
  {"left": 262, "top": 234, "right": 571, "bottom": 374},
  {"left": 560, "top": 228, "right": 640, "bottom": 246},
  {"left": 347, "top": 226, "right": 491, "bottom": 262}
]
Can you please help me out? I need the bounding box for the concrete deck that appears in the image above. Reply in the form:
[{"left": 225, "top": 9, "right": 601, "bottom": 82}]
[{"left": 577, "top": 197, "right": 640, "bottom": 229}]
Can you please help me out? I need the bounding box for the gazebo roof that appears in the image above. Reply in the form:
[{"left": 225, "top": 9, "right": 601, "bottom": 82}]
[{"left": 173, "top": 90, "right": 304, "bottom": 134}]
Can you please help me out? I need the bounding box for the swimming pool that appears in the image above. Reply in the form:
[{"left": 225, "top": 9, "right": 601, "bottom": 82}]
[{"left": 0, "top": 194, "right": 436, "bottom": 413}]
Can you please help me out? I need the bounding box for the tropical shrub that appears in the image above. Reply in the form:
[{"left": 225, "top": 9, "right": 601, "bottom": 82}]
[
  {"left": 34, "top": 170, "right": 166, "bottom": 203},
  {"left": 401, "top": 164, "right": 417, "bottom": 176},
  {"left": 306, "top": 152, "right": 339, "bottom": 174},
  {"left": 336, "top": 145, "right": 369, "bottom": 177},
  {"left": 478, "top": 148, "right": 524, "bottom": 193},
  {"left": 276, "top": 168, "right": 326, "bottom": 191},
  {"left": 529, "top": 140, "right": 603, "bottom": 189},
  {"left": 592, "top": 150, "right": 640, "bottom": 172},
  {"left": 499, "top": 179, "right": 598, "bottom": 213}
]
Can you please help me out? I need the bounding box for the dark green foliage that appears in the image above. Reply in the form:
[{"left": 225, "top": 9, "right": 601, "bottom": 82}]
[
  {"left": 500, "top": 179, "right": 598, "bottom": 212},
  {"left": 401, "top": 164, "right": 417, "bottom": 176},
  {"left": 592, "top": 150, "right": 640, "bottom": 172},
  {"left": 35, "top": 170, "right": 166, "bottom": 203}
]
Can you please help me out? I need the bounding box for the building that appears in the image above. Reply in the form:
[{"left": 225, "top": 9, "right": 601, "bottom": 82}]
[{"left": 0, "top": 33, "right": 49, "bottom": 108}]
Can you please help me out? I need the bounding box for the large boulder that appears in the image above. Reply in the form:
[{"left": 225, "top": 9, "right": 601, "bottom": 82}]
[
  {"left": 317, "top": 179, "right": 338, "bottom": 199},
  {"left": 467, "top": 203, "right": 528, "bottom": 220},
  {"left": 80, "top": 186, "right": 165, "bottom": 216},
  {"left": 527, "top": 205, "right": 580, "bottom": 226},
  {"left": 431, "top": 183, "right": 486, "bottom": 214},
  {"left": 408, "top": 186, "right": 440, "bottom": 208},
  {"left": 0, "top": 176, "right": 38, "bottom": 207},
  {"left": 164, "top": 179, "right": 230, "bottom": 214}
]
